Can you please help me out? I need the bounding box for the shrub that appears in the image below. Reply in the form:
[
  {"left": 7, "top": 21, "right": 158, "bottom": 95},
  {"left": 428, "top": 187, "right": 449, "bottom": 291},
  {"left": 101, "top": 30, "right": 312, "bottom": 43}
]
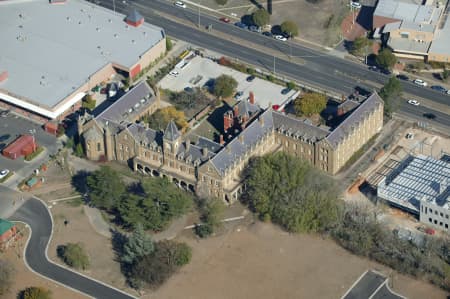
[
  {"left": 252, "top": 8, "right": 270, "bottom": 27},
  {"left": 294, "top": 92, "right": 327, "bottom": 117},
  {"left": 19, "top": 287, "right": 52, "bottom": 299},
  {"left": 213, "top": 74, "right": 238, "bottom": 98},
  {"left": 57, "top": 242, "right": 90, "bottom": 270},
  {"left": 376, "top": 48, "right": 397, "bottom": 70},
  {"left": 280, "top": 20, "right": 299, "bottom": 37},
  {"left": 81, "top": 94, "right": 96, "bottom": 111},
  {"left": 24, "top": 146, "right": 44, "bottom": 161},
  {"left": 166, "top": 37, "right": 173, "bottom": 51}
]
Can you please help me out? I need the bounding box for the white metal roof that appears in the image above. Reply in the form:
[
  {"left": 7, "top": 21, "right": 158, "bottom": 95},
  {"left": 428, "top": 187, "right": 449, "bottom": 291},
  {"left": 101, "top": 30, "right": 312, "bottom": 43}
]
[{"left": 0, "top": 0, "right": 164, "bottom": 117}]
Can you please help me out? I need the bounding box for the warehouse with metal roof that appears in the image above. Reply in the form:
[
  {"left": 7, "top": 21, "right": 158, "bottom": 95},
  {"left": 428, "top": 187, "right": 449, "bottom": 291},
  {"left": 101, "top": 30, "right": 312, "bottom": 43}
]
[{"left": 0, "top": 0, "right": 165, "bottom": 120}]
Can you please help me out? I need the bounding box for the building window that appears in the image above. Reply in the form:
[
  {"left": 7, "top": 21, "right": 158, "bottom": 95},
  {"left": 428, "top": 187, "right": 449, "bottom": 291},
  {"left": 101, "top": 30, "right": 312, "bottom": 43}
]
[
  {"left": 124, "top": 134, "right": 127, "bottom": 140},
  {"left": 439, "top": 222, "right": 443, "bottom": 226},
  {"left": 445, "top": 224, "right": 448, "bottom": 229},
  {"left": 446, "top": 215, "right": 449, "bottom": 219},
  {"left": 440, "top": 212, "right": 443, "bottom": 217},
  {"left": 430, "top": 208, "right": 433, "bottom": 213},
  {"left": 215, "top": 180, "right": 219, "bottom": 187},
  {"left": 125, "top": 146, "right": 129, "bottom": 152},
  {"left": 97, "top": 143, "right": 101, "bottom": 151},
  {"left": 87, "top": 143, "right": 90, "bottom": 150},
  {"left": 434, "top": 220, "right": 437, "bottom": 224},
  {"left": 119, "top": 144, "right": 123, "bottom": 150},
  {"left": 429, "top": 218, "right": 432, "bottom": 223},
  {"left": 435, "top": 211, "right": 438, "bottom": 215},
  {"left": 202, "top": 176, "right": 206, "bottom": 182}
]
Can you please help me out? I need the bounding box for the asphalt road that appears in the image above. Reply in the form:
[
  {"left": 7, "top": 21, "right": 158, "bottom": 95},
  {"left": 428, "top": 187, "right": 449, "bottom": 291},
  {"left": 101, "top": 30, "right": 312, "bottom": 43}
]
[
  {"left": 342, "top": 270, "right": 402, "bottom": 299},
  {"left": 92, "top": 0, "right": 450, "bottom": 129},
  {"left": 9, "top": 198, "right": 136, "bottom": 299}
]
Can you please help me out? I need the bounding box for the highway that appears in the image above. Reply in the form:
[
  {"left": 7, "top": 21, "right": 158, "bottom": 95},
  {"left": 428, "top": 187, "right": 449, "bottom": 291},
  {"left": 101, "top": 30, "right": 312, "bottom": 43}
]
[
  {"left": 9, "top": 198, "right": 136, "bottom": 299},
  {"left": 94, "top": 0, "right": 449, "bottom": 127}
]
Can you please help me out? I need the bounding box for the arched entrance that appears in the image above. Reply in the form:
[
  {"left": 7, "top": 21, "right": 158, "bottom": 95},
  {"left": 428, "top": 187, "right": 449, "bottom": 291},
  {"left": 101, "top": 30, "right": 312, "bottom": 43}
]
[{"left": 180, "top": 181, "right": 187, "bottom": 190}]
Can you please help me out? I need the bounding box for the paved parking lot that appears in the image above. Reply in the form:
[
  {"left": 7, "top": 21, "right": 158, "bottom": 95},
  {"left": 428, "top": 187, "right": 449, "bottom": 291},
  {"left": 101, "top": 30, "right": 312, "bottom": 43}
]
[
  {"left": 0, "top": 110, "right": 60, "bottom": 187},
  {"left": 342, "top": 270, "right": 405, "bottom": 299},
  {"left": 159, "top": 55, "right": 299, "bottom": 109}
]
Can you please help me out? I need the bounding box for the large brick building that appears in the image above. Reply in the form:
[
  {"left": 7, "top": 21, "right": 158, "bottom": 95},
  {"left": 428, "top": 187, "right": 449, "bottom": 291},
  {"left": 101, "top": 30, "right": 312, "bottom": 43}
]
[
  {"left": 0, "top": 0, "right": 166, "bottom": 121},
  {"left": 78, "top": 88, "right": 383, "bottom": 202}
]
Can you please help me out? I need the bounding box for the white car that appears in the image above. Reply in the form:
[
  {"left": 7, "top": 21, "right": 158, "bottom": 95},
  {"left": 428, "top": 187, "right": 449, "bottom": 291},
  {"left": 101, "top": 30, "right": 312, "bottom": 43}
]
[
  {"left": 350, "top": 2, "right": 362, "bottom": 9},
  {"left": 0, "top": 169, "right": 10, "bottom": 179},
  {"left": 407, "top": 99, "right": 420, "bottom": 106},
  {"left": 274, "top": 35, "right": 287, "bottom": 41},
  {"left": 174, "top": 1, "right": 186, "bottom": 8},
  {"left": 413, "top": 79, "right": 428, "bottom": 87},
  {"left": 169, "top": 70, "right": 179, "bottom": 77}
]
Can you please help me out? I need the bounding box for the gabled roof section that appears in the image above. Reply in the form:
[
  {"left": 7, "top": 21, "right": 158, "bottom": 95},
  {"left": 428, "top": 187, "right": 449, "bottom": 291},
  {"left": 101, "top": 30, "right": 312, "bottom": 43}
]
[
  {"left": 127, "top": 123, "right": 162, "bottom": 147},
  {"left": 272, "top": 111, "right": 329, "bottom": 142},
  {"left": 236, "top": 100, "right": 260, "bottom": 118},
  {"left": 125, "top": 9, "right": 143, "bottom": 23},
  {"left": 326, "top": 92, "right": 383, "bottom": 148},
  {"left": 164, "top": 120, "right": 181, "bottom": 142},
  {"left": 210, "top": 109, "right": 274, "bottom": 177},
  {"left": 197, "top": 136, "right": 222, "bottom": 153},
  {"left": 83, "top": 126, "right": 103, "bottom": 142}
]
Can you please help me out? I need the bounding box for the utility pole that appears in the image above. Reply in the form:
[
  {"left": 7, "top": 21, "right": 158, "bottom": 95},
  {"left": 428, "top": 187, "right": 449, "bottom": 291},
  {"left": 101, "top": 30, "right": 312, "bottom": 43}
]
[
  {"left": 113, "top": 0, "right": 116, "bottom": 15},
  {"left": 289, "top": 32, "right": 292, "bottom": 58},
  {"left": 273, "top": 55, "right": 276, "bottom": 74},
  {"left": 198, "top": 5, "right": 201, "bottom": 28}
]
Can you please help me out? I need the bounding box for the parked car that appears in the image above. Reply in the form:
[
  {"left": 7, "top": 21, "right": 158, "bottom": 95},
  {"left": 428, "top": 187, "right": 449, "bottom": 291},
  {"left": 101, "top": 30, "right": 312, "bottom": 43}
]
[
  {"left": 234, "top": 91, "right": 244, "bottom": 100},
  {"left": 262, "top": 31, "right": 273, "bottom": 37},
  {"left": 0, "top": 169, "right": 10, "bottom": 179},
  {"left": 169, "top": 70, "right": 179, "bottom": 77},
  {"left": 234, "top": 22, "right": 247, "bottom": 29},
  {"left": 274, "top": 35, "right": 287, "bottom": 41},
  {"left": 350, "top": 1, "right": 362, "bottom": 9},
  {"left": 380, "top": 68, "right": 392, "bottom": 75},
  {"left": 174, "top": 1, "right": 186, "bottom": 8},
  {"left": 281, "top": 88, "right": 291, "bottom": 95},
  {"left": 405, "top": 133, "right": 414, "bottom": 139},
  {"left": 248, "top": 25, "right": 261, "bottom": 33},
  {"left": 423, "top": 113, "right": 436, "bottom": 119},
  {"left": 407, "top": 99, "right": 420, "bottom": 106},
  {"left": 219, "top": 17, "right": 230, "bottom": 23},
  {"left": 396, "top": 74, "right": 409, "bottom": 81},
  {"left": 430, "top": 85, "right": 447, "bottom": 93},
  {"left": 413, "top": 79, "right": 428, "bottom": 86},
  {"left": 246, "top": 75, "right": 256, "bottom": 82}
]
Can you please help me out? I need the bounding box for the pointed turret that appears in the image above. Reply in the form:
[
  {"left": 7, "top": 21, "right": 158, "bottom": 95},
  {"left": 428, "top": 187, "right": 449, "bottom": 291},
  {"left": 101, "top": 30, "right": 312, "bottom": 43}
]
[{"left": 164, "top": 120, "right": 181, "bottom": 142}]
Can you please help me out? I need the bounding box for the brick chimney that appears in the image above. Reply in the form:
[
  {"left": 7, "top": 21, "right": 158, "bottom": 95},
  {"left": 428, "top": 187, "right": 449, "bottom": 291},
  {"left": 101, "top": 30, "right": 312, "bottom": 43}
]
[
  {"left": 233, "top": 105, "right": 239, "bottom": 118},
  {"left": 223, "top": 111, "right": 233, "bottom": 132},
  {"left": 219, "top": 134, "right": 224, "bottom": 145},
  {"left": 249, "top": 92, "right": 255, "bottom": 104}
]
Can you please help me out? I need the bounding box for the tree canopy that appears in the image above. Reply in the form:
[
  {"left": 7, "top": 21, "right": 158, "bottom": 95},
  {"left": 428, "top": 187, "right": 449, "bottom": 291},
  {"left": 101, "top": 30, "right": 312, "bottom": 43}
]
[
  {"left": 195, "top": 197, "right": 225, "bottom": 238},
  {"left": 57, "top": 242, "right": 90, "bottom": 270},
  {"left": 376, "top": 48, "right": 397, "bottom": 70},
  {"left": 19, "top": 287, "right": 52, "bottom": 299},
  {"left": 280, "top": 20, "right": 299, "bottom": 37},
  {"left": 252, "top": 8, "right": 270, "bottom": 27},
  {"left": 379, "top": 76, "right": 402, "bottom": 117},
  {"left": 122, "top": 223, "right": 154, "bottom": 265},
  {"left": 294, "top": 92, "right": 327, "bottom": 117},
  {"left": 129, "top": 240, "right": 192, "bottom": 288},
  {"left": 87, "top": 166, "right": 126, "bottom": 210},
  {"left": 143, "top": 106, "right": 188, "bottom": 132},
  {"left": 213, "top": 74, "right": 238, "bottom": 98},
  {"left": 116, "top": 178, "right": 192, "bottom": 230},
  {"left": 243, "top": 152, "right": 341, "bottom": 233},
  {"left": 350, "top": 36, "right": 372, "bottom": 57}
]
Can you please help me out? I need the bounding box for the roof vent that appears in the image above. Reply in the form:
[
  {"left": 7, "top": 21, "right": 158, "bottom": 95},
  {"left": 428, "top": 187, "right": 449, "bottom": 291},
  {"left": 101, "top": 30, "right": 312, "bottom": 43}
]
[
  {"left": 78, "top": 21, "right": 82, "bottom": 25},
  {"left": 96, "top": 27, "right": 100, "bottom": 32},
  {"left": 108, "top": 19, "right": 112, "bottom": 23},
  {"left": 125, "top": 25, "right": 129, "bottom": 30},
  {"left": 97, "top": 45, "right": 101, "bottom": 49},
  {"left": 114, "top": 33, "right": 119, "bottom": 38},
  {"left": 66, "top": 16, "right": 71, "bottom": 21},
  {"left": 143, "top": 31, "right": 147, "bottom": 36},
  {"left": 131, "top": 40, "right": 135, "bottom": 44},
  {"left": 18, "top": 25, "right": 23, "bottom": 29}
]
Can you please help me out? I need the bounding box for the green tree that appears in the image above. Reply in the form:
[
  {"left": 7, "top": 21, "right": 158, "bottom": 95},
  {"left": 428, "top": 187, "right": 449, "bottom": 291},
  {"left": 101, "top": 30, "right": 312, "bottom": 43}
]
[
  {"left": 379, "top": 76, "right": 402, "bottom": 117},
  {"left": 286, "top": 81, "right": 296, "bottom": 90},
  {"left": 243, "top": 152, "right": 341, "bottom": 233},
  {"left": 165, "top": 37, "right": 173, "bottom": 51},
  {"left": 129, "top": 240, "right": 191, "bottom": 288},
  {"left": 122, "top": 223, "right": 154, "bottom": 265},
  {"left": 376, "top": 48, "right": 397, "bottom": 70},
  {"left": 82, "top": 94, "right": 96, "bottom": 111},
  {"left": 195, "top": 198, "right": 224, "bottom": 238},
  {"left": 0, "top": 259, "right": 14, "bottom": 296},
  {"left": 74, "top": 142, "right": 84, "bottom": 157},
  {"left": 19, "top": 287, "right": 52, "bottom": 299},
  {"left": 252, "top": 8, "right": 270, "bottom": 27},
  {"left": 144, "top": 106, "right": 188, "bottom": 131},
  {"left": 57, "top": 242, "right": 90, "bottom": 270},
  {"left": 87, "top": 166, "right": 126, "bottom": 210},
  {"left": 294, "top": 92, "right": 327, "bottom": 117},
  {"left": 442, "top": 68, "right": 449, "bottom": 81},
  {"left": 280, "top": 20, "right": 299, "bottom": 37},
  {"left": 213, "top": 74, "right": 238, "bottom": 98},
  {"left": 350, "top": 36, "right": 372, "bottom": 57}
]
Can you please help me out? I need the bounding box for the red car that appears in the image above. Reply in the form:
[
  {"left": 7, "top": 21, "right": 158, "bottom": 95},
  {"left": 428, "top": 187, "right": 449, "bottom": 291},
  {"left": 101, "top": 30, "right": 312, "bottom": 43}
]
[{"left": 219, "top": 17, "right": 230, "bottom": 23}]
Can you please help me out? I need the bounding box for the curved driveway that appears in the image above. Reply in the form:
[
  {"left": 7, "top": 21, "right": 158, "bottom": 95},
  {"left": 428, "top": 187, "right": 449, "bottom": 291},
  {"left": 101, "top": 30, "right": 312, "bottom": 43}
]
[{"left": 9, "top": 198, "right": 136, "bottom": 299}]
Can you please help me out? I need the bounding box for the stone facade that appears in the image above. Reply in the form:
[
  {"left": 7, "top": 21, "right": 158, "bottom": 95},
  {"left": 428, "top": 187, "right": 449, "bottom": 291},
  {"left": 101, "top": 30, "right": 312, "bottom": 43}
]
[{"left": 79, "top": 90, "right": 384, "bottom": 203}]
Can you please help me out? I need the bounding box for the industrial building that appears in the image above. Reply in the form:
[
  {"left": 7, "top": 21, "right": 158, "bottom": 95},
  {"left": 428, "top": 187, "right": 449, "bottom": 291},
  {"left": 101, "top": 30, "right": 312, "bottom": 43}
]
[
  {"left": 0, "top": 0, "right": 166, "bottom": 121},
  {"left": 377, "top": 154, "right": 450, "bottom": 232}
]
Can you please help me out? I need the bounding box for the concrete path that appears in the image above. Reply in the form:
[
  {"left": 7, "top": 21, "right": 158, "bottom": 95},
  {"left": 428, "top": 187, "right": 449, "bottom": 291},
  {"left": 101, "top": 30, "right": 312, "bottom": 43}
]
[{"left": 84, "top": 205, "right": 112, "bottom": 238}]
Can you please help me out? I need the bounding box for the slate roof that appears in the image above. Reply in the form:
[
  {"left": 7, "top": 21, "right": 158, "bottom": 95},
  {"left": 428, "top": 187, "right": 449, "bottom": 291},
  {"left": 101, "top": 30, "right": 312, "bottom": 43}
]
[
  {"left": 236, "top": 100, "right": 260, "bottom": 118},
  {"left": 125, "top": 9, "right": 143, "bottom": 23},
  {"left": 127, "top": 123, "right": 162, "bottom": 147},
  {"left": 196, "top": 136, "right": 223, "bottom": 153},
  {"left": 164, "top": 120, "right": 181, "bottom": 142},
  {"left": 326, "top": 92, "right": 383, "bottom": 148},
  {"left": 96, "top": 81, "right": 155, "bottom": 124},
  {"left": 210, "top": 109, "right": 274, "bottom": 176},
  {"left": 177, "top": 142, "right": 215, "bottom": 165},
  {"left": 272, "top": 111, "right": 329, "bottom": 142}
]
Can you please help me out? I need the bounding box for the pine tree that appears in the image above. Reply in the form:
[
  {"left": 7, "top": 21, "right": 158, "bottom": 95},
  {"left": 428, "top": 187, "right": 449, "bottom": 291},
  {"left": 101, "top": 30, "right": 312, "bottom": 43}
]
[{"left": 122, "top": 223, "right": 154, "bottom": 264}]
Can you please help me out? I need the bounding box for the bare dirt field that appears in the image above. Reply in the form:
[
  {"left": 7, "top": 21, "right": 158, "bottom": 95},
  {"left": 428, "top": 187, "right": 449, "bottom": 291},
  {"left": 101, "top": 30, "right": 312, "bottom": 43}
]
[
  {"left": 149, "top": 222, "right": 448, "bottom": 299},
  {"left": 1, "top": 224, "right": 85, "bottom": 299}
]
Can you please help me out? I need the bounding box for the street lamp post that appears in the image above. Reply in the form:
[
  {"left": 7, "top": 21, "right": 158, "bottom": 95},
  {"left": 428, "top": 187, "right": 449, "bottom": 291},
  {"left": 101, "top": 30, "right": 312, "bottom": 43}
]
[{"left": 273, "top": 55, "right": 276, "bottom": 74}]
